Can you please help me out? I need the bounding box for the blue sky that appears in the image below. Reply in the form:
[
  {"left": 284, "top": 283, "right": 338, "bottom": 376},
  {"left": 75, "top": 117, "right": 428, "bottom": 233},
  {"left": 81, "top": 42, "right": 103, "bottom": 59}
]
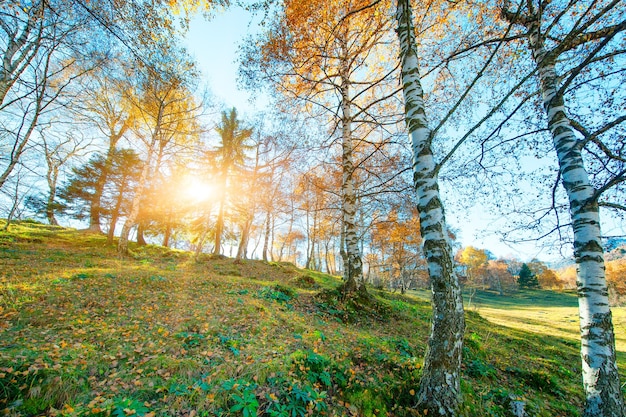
[
  {"left": 180, "top": 8, "right": 601, "bottom": 263},
  {"left": 184, "top": 9, "right": 261, "bottom": 116}
]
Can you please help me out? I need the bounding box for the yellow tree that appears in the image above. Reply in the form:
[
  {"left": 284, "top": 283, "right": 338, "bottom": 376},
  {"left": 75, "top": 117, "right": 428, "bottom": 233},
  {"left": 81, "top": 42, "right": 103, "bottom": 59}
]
[
  {"left": 484, "top": 260, "right": 517, "bottom": 295},
  {"left": 241, "top": 0, "right": 399, "bottom": 296},
  {"left": 370, "top": 206, "right": 427, "bottom": 292},
  {"left": 458, "top": 246, "right": 489, "bottom": 287},
  {"left": 118, "top": 48, "right": 202, "bottom": 254},
  {"left": 528, "top": 260, "right": 563, "bottom": 289},
  {"left": 77, "top": 70, "right": 137, "bottom": 232},
  {"left": 605, "top": 259, "right": 626, "bottom": 299}
]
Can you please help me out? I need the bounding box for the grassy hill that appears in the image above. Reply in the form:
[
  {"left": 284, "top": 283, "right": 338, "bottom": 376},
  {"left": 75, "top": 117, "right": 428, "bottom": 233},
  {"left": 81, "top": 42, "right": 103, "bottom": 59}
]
[{"left": 1, "top": 221, "right": 624, "bottom": 416}]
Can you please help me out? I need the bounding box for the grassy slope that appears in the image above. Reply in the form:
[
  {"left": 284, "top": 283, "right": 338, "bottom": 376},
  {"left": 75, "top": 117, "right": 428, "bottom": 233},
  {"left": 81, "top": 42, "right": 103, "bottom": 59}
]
[{"left": 0, "top": 221, "right": 624, "bottom": 417}]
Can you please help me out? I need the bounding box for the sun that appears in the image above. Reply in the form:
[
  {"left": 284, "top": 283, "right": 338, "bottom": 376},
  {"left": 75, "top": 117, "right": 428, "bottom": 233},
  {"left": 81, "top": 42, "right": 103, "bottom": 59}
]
[{"left": 183, "top": 178, "right": 215, "bottom": 203}]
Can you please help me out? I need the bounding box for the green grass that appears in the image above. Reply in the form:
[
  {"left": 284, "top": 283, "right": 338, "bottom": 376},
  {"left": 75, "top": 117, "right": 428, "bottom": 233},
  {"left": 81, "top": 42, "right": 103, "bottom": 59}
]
[{"left": 0, "top": 220, "right": 624, "bottom": 416}]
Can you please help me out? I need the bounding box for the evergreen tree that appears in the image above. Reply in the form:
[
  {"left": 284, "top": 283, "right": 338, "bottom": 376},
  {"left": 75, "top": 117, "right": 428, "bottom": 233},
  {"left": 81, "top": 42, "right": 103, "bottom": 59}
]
[
  {"left": 57, "top": 149, "right": 142, "bottom": 231},
  {"left": 57, "top": 156, "right": 105, "bottom": 222},
  {"left": 518, "top": 263, "right": 540, "bottom": 289},
  {"left": 212, "top": 108, "right": 253, "bottom": 256}
]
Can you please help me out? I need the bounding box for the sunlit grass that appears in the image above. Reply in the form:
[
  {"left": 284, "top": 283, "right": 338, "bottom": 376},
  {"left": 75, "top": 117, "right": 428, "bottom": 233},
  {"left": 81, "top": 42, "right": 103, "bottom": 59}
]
[
  {"left": 459, "top": 289, "right": 626, "bottom": 356},
  {"left": 1, "top": 220, "right": 623, "bottom": 416}
]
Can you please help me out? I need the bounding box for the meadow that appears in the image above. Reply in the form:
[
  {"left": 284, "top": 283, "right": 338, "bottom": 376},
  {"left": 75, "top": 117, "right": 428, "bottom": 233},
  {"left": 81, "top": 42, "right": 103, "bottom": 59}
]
[{"left": 1, "top": 221, "right": 624, "bottom": 416}]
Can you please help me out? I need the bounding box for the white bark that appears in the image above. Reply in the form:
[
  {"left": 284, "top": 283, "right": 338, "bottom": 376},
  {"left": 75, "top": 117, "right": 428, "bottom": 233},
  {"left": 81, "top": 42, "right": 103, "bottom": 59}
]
[
  {"left": 528, "top": 23, "right": 625, "bottom": 417},
  {"left": 339, "top": 66, "right": 364, "bottom": 294},
  {"left": 118, "top": 103, "right": 162, "bottom": 254},
  {"left": 395, "top": 0, "right": 465, "bottom": 414},
  {"left": 0, "top": 2, "right": 44, "bottom": 107}
]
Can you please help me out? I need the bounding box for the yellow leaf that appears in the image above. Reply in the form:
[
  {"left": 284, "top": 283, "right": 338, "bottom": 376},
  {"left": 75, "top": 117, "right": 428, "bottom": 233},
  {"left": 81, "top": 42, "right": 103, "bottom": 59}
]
[{"left": 409, "top": 389, "right": 415, "bottom": 395}]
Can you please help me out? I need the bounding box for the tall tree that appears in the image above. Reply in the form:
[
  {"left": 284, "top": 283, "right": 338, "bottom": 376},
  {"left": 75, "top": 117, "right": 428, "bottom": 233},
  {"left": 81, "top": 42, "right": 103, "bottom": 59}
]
[
  {"left": 458, "top": 246, "right": 489, "bottom": 288},
  {"left": 117, "top": 47, "right": 202, "bottom": 254},
  {"left": 104, "top": 149, "right": 143, "bottom": 244},
  {"left": 76, "top": 72, "right": 136, "bottom": 232},
  {"left": 500, "top": 1, "right": 626, "bottom": 414},
  {"left": 517, "top": 263, "right": 540, "bottom": 289},
  {"left": 370, "top": 205, "right": 426, "bottom": 292},
  {"left": 395, "top": 0, "right": 465, "bottom": 414},
  {"left": 0, "top": 0, "right": 86, "bottom": 191},
  {"left": 212, "top": 108, "right": 253, "bottom": 256},
  {"left": 233, "top": 142, "right": 260, "bottom": 261},
  {"left": 56, "top": 148, "right": 141, "bottom": 232},
  {"left": 1, "top": 165, "right": 33, "bottom": 230},
  {"left": 40, "top": 129, "right": 91, "bottom": 225},
  {"left": 241, "top": 0, "right": 401, "bottom": 295}
]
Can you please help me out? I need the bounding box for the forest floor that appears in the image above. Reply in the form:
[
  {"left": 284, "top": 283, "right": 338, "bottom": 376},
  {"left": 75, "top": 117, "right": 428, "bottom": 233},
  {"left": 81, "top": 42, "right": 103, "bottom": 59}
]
[{"left": 1, "top": 220, "right": 625, "bottom": 417}]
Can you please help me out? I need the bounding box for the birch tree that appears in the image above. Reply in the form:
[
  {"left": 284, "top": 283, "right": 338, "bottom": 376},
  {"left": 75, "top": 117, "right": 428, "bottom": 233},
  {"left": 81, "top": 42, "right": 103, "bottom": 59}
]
[
  {"left": 394, "top": 0, "right": 465, "bottom": 414},
  {"left": 0, "top": 0, "right": 85, "bottom": 191},
  {"left": 499, "top": 1, "right": 626, "bottom": 414},
  {"left": 241, "top": 0, "right": 402, "bottom": 295},
  {"left": 40, "top": 129, "right": 91, "bottom": 225}
]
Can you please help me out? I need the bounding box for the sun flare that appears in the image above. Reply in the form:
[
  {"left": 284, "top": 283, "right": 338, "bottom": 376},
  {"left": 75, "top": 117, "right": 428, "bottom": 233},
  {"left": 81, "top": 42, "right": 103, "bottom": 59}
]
[{"left": 183, "top": 178, "right": 214, "bottom": 203}]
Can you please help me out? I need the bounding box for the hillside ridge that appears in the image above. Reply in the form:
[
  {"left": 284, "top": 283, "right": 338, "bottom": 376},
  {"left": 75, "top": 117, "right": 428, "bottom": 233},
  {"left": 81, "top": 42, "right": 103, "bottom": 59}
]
[{"left": 1, "top": 221, "right": 624, "bottom": 416}]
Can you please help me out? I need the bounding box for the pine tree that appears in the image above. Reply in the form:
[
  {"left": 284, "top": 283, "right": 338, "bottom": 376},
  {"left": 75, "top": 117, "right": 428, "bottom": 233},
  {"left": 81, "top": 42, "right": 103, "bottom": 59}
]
[{"left": 518, "top": 263, "right": 540, "bottom": 289}]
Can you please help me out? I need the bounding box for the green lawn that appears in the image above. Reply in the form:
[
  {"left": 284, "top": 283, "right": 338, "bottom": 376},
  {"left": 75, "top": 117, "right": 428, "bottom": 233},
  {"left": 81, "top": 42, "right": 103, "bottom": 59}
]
[
  {"left": 1, "top": 221, "right": 624, "bottom": 416},
  {"left": 411, "top": 287, "right": 626, "bottom": 368}
]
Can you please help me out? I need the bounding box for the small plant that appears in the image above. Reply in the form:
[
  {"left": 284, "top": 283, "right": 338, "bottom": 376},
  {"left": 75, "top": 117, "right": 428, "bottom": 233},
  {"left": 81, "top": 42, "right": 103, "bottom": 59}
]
[
  {"left": 217, "top": 333, "right": 242, "bottom": 356},
  {"left": 222, "top": 379, "right": 258, "bottom": 417},
  {"left": 265, "top": 377, "right": 328, "bottom": 417},
  {"left": 230, "top": 387, "right": 259, "bottom": 417},
  {"left": 390, "top": 337, "right": 414, "bottom": 358},
  {"left": 466, "top": 359, "right": 496, "bottom": 378},
  {"left": 258, "top": 285, "right": 296, "bottom": 304},
  {"left": 111, "top": 397, "right": 149, "bottom": 417},
  {"left": 175, "top": 331, "right": 206, "bottom": 348},
  {"left": 71, "top": 272, "right": 90, "bottom": 280},
  {"left": 506, "top": 366, "right": 561, "bottom": 395},
  {"left": 292, "top": 350, "right": 333, "bottom": 388}
]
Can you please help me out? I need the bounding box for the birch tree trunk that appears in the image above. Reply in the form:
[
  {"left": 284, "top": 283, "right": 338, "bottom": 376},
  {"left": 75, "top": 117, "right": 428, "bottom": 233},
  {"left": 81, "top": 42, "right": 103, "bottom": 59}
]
[
  {"left": 45, "top": 164, "right": 59, "bottom": 226},
  {"left": 278, "top": 201, "right": 294, "bottom": 262},
  {"left": 162, "top": 221, "right": 172, "bottom": 248},
  {"left": 395, "top": 0, "right": 465, "bottom": 414},
  {"left": 306, "top": 206, "right": 318, "bottom": 270},
  {"left": 213, "top": 167, "right": 229, "bottom": 256},
  {"left": 107, "top": 180, "right": 127, "bottom": 245},
  {"left": 213, "top": 196, "right": 225, "bottom": 256},
  {"left": 339, "top": 67, "right": 364, "bottom": 296},
  {"left": 0, "top": 52, "right": 48, "bottom": 191},
  {"left": 262, "top": 210, "right": 271, "bottom": 261},
  {"left": 0, "top": 1, "right": 44, "bottom": 107},
  {"left": 528, "top": 23, "right": 625, "bottom": 417},
  {"left": 236, "top": 216, "right": 253, "bottom": 260}
]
